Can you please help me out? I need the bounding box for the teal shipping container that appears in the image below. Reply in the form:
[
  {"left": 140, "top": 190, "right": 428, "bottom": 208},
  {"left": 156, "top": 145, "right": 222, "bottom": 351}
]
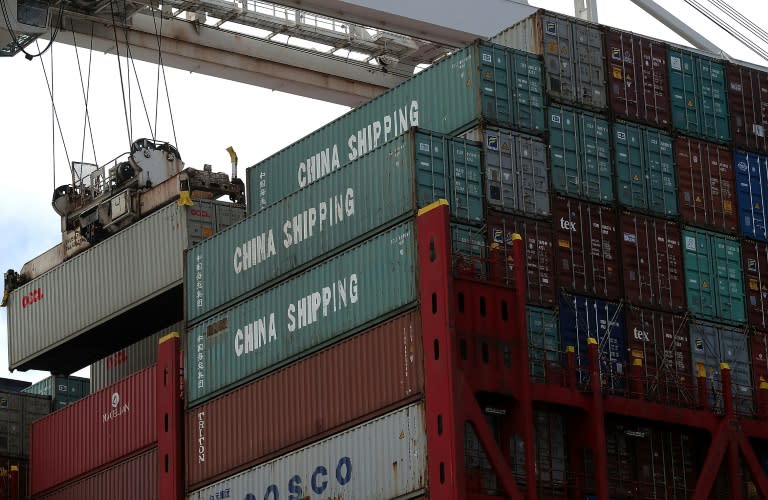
[
  {"left": 613, "top": 122, "right": 676, "bottom": 217},
  {"left": 682, "top": 227, "right": 746, "bottom": 324},
  {"left": 186, "top": 221, "right": 417, "bottom": 406},
  {"left": 548, "top": 105, "right": 613, "bottom": 203},
  {"left": 187, "top": 130, "right": 479, "bottom": 325},
  {"left": 668, "top": 47, "right": 730, "bottom": 142},
  {"left": 527, "top": 306, "right": 559, "bottom": 383},
  {"left": 22, "top": 375, "right": 89, "bottom": 410},
  {"left": 246, "top": 41, "right": 545, "bottom": 213}
]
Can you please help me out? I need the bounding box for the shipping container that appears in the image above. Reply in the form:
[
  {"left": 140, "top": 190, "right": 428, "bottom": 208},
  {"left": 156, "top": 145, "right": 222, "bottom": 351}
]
[
  {"left": 0, "top": 391, "right": 50, "bottom": 458},
  {"left": 604, "top": 28, "right": 671, "bottom": 127},
  {"left": 727, "top": 61, "right": 768, "bottom": 154},
  {"left": 613, "top": 122, "right": 676, "bottom": 216},
  {"left": 0, "top": 379, "right": 31, "bottom": 393},
  {"left": 751, "top": 331, "right": 768, "bottom": 399},
  {"left": 186, "top": 221, "right": 416, "bottom": 406},
  {"left": 451, "top": 223, "right": 487, "bottom": 279},
  {"left": 619, "top": 210, "right": 685, "bottom": 312},
  {"left": 461, "top": 125, "right": 549, "bottom": 217},
  {"left": 493, "top": 10, "right": 607, "bottom": 110},
  {"left": 548, "top": 105, "right": 613, "bottom": 203},
  {"left": 185, "top": 311, "right": 423, "bottom": 489},
  {"left": 527, "top": 306, "right": 560, "bottom": 383},
  {"left": 682, "top": 226, "right": 746, "bottom": 323},
  {"left": 486, "top": 211, "right": 556, "bottom": 306},
  {"left": 90, "top": 321, "right": 184, "bottom": 393},
  {"left": 22, "top": 375, "right": 89, "bottom": 410},
  {"left": 30, "top": 366, "right": 156, "bottom": 496},
  {"left": 675, "top": 136, "right": 737, "bottom": 233},
  {"left": 689, "top": 320, "right": 753, "bottom": 416},
  {"left": 668, "top": 47, "right": 730, "bottom": 142},
  {"left": 189, "top": 403, "right": 426, "bottom": 500},
  {"left": 34, "top": 448, "right": 156, "bottom": 500},
  {"left": 0, "top": 457, "right": 28, "bottom": 500},
  {"left": 552, "top": 195, "right": 621, "bottom": 299},
  {"left": 448, "top": 136, "right": 484, "bottom": 224},
  {"left": 6, "top": 199, "right": 245, "bottom": 374},
  {"left": 246, "top": 41, "right": 545, "bottom": 213},
  {"left": 625, "top": 306, "right": 694, "bottom": 407},
  {"left": 559, "top": 293, "right": 626, "bottom": 392},
  {"left": 743, "top": 239, "right": 768, "bottom": 330},
  {"left": 735, "top": 149, "right": 768, "bottom": 241}
]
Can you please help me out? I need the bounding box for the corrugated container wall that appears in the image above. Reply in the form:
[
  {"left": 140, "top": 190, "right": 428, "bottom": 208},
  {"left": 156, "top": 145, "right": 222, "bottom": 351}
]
[
  {"left": 0, "top": 392, "right": 50, "bottom": 458},
  {"left": 527, "top": 306, "right": 560, "bottom": 383},
  {"left": 612, "top": 122, "right": 676, "bottom": 216},
  {"left": 30, "top": 366, "right": 156, "bottom": 496},
  {"left": 682, "top": 227, "right": 746, "bottom": 323},
  {"left": 6, "top": 200, "right": 244, "bottom": 373},
  {"left": 186, "top": 222, "right": 417, "bottom": 406},
  {"left": 189, "top": 403, "right": 426, "bottom": 500},
  {"left": 752, "top": 331, "right": 768, "bottom": 396},
  {"left": 619, "top": 210, "right": 685, "bottom": 312},
  {"left": 742, "top": 239, "right": 768, "bottom": 330},
  {"left": 22, "top": 376, "right": 89, "bottom": 410},
  {"left": 34, "top": 448, "right": 157, "bottom": 500},
  {"left": 552, "top": 195, "right": 621, "bottom": 299},
  {"left": 0, "top": 457, "right": 28, "bottom": 499},
  {"left": 727, "top": 62, "right": 768, "bottom": 154},
  {"left": 668, "top": 47, "right": 730, "bottom": 142},
  {"left": 493, "top": 10, "right": 607, "bottom": 110},
  {"left": 186, "top": 311, "right": 423, "bottom": 490},
  {"left": 735, "top": 149, "right": 768, "bottom": 241},
  {"left": 559, "top": 293, "right": 627, "bottom": 392},
  {"left": 548, "top": 105, "right": 613, "bottom": 203},
  {"left": 0, "top": 379, "right": 31, "bottom": 393},
  {"left": 246, "top": 41, "right": 545, "bottom": 213},
  {"left": 604, "top": 29, "right": 671, "bottom": 127},
  {"left": 689, "top": 321, "right": 753, "bottom": 416},
  {"left": 675, "top": 136, "right": 737, "bottom": 233},
  {"left": 90, "top": 321, "right": 184, "bottom": 393}
]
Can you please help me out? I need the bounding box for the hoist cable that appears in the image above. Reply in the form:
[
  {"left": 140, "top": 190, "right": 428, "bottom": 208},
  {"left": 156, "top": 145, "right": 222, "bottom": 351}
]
[
  {"left": 109, "top": 0, "right": 133, "bottom": 151},
  {"left": 35, "top": 39, "right": 71, "bottom": 186},
  {"left": 149, "top": 4, "right": 178, "bottom": 149},
  {"left": 71, "top": 21, "right": 98, "bottom": 166},
  {"left": 0, "top": 0, "right": 63, "bottom": 59}
]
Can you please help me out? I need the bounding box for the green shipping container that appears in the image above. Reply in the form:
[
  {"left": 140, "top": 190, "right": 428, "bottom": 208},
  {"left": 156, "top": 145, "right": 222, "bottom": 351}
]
[
  {"left": 682, "top": 227, "right": 746, "bottom": 324},
  {"left": 527, "top": 306, "right": 559, "bottom": 383},
  {"left": 246, "top": 41, "right": 544, "bottom": 213},
  {"left": 22, "top": 375, "right": 89, "bottom": 408},
  {"left": 613, "top": 122, "right": 676, "bottom": 216},
  {"left": 668, "top": 48, "right": 730, "bottom": 142},
  {"left": 187, "top": 130, "right": 478, "bottom": 325},
  {"left": 548, "top": 105, "right": 613, "bottom": 203},
  {"left": 186, "top": 222, "right": 417, "bottom": 406}
]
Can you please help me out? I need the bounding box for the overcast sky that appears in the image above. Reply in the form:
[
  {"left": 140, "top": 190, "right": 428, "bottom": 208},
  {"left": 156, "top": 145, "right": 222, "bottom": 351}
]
[{"left": 0, "top": 0, "right": 765, "bottom": 384}]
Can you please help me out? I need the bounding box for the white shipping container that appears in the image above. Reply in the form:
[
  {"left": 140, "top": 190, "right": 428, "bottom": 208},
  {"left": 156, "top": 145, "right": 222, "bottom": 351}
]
[{"left": 188, "top": 403, "right": 428, "bottom": 499}]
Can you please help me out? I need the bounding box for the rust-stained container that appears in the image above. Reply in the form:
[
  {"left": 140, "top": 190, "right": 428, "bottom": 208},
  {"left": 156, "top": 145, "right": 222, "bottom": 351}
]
[
  {"left": 727, "top": 61, "right": 768, "bottom": 154},
  {"left": 619, "top": 210, "right": 685, "bottom": 312},
  {"left": 552, "top": 195, "right": 621, "bottom": 299},
  {"left": 675, "top": 136, "right": 737, "bottom": 234},
  {"left": 625, "top": 306, "right": 694, "bottom": 407},
  {"left": 30, "top": 366, "right": 156, "bottom": 496},
  {"left": 185, "top": 310, "right": 423, "bottom": 490},
  {"left": 742, "top": 239, "right": 768, "bottom": 330},
  {"left": 486, "top": 210, "right": 556, "bottom": 306},
  {"left": 34, "top": 448, "right": 157, "bottom": 500},
  {"left": 604, "top": 28, "right": 670, "bottom": 128}
]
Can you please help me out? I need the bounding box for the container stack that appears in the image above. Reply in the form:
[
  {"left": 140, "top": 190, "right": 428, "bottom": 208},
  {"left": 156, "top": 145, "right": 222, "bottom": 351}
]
[{"left": 21, "top": 376, "right": 89, "bottom": 410}]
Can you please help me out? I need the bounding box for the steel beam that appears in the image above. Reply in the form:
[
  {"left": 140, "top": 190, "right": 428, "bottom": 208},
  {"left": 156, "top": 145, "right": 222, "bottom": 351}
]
[{"left": 629, "top": 0, "right": 726, "bottom": 56}]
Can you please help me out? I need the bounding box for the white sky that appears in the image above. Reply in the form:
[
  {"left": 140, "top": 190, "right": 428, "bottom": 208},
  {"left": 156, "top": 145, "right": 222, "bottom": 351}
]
[{"left": 0, "top": 0, "right": 765, "bottom": 384}]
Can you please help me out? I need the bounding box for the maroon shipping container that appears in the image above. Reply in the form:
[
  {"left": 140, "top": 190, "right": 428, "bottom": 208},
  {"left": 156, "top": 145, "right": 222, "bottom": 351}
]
[
  {"left": 727, "top": 62, "right": 768, "bottom": 154},
  {"left": 186, "top": 310, "right": 424, "bottom": 489},
  {"left": 619, "top": 210, "right": 685, "bottom": 312},
  {"left": 486, "top": 210, "right": 556, "bottom": 306},
  {"left": 743, "top": 238, "right": 768, "bottom": 330},
  {"left": 604, "top": 28, "right": 670, "bottom": 128},
  {"left": 34, "top": 448, "right": 156, "bottom": 500},
  {"left": 625, "top": 306, "right": 694, "bottom": 407},
  {"left": 30, "top": 366, "right": 156, "bottom": 496},
  {"left": 552, "top": 195, "right": 621, "bottom": 299},
  {"left": 675, "top": 136, "right": 737, "bottom": 233},
  {"left": 753, "top": 331, "right": 768, "bottom": 393}
]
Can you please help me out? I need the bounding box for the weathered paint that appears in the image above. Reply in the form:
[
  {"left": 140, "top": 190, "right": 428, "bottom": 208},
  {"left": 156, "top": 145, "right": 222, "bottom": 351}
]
[
  {"left": 246, "top": 41, "right": 545, "bottom": 213},
  {"left": 186, "top": 222, "right": 417, "bottom": 406},
  {"left": 548, "top": 105, "right": 613, "bottom": 203},
  {"left": 742, "top": 239, "right": 768, "bottom": 330},
  {"left": 735, "top": 149, "right": 768, "bottom": 242},
  {"left": 668, "top": 47, "right": 730, "bottom": 142},
  {"left": 682, "top": 227, "right": 746, "bottom": 324},
  {"left": 727, "top": 62, "right": 768, "bottom": 154}
]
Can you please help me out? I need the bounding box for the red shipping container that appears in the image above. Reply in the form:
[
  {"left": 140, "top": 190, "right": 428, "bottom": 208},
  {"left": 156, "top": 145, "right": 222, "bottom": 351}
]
[
  {"left": 186, "top": 310, "right": 424, "bottom": 489},
  {"left": 30, "top": 366, "right": 156, "bottom": 496},
  {"left": 552, "top": 195, "right": 621, "bottom": 299},
  {"left": 486, "top": 210, "right": 556, "bottom": 306},
  {"left": 619, "top": 210, "right": 685, "bottom": 312},
  {"left": 743, "top": 239, "right": 768, "bottom": 330},
  {"left": 604, "top": 28, "right": 670, "bottom": 128},
  {"left": 675, "top": 136, "right": 737, "bottom": 234},
  {"left": 34, "top": 448, "right": 157, "bottom": 500},
  {"left": 625, "top": 306, "right": 694, "bottom": 407},
  {"left": 752, "top": 331, "right": 768, "bottom": 412},
  {"left": 727, "top": 62, "right": 768, "bottom": 154}
]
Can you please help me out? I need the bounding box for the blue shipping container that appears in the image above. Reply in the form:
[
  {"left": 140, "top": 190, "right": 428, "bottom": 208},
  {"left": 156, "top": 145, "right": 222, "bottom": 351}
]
[{"left": 735, "top": 149, "right": 768, "bottom": 242}]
